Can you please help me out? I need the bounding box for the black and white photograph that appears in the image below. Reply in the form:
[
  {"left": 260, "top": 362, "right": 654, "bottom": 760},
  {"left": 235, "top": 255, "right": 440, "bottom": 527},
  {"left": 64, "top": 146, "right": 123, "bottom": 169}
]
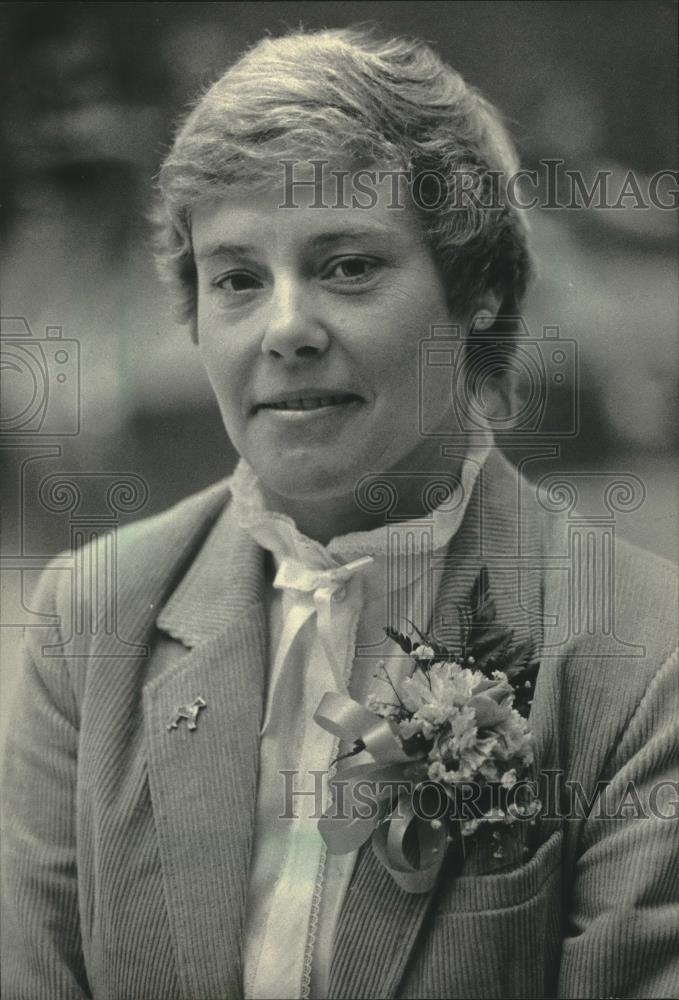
[{"left": 1, "top": 3, "right": 678, "bottom": 998}]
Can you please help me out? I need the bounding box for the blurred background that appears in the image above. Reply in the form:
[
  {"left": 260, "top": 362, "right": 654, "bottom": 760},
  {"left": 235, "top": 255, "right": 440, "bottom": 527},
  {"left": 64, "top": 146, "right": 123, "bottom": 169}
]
[{"left": 1, "top": 0, "right": 677, "bottom": 577}]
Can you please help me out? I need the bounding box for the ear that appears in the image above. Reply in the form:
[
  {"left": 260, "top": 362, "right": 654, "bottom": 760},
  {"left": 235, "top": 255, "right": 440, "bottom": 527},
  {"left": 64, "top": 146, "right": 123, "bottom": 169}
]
[{"left": 469, "top": 291, "right": 502, "bottom": 332}]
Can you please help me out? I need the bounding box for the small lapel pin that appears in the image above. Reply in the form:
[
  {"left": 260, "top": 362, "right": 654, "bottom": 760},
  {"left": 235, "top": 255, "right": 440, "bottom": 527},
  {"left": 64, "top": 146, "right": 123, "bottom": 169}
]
[{"left": 167, "top": 696, "right": 207, "bottom": 731}]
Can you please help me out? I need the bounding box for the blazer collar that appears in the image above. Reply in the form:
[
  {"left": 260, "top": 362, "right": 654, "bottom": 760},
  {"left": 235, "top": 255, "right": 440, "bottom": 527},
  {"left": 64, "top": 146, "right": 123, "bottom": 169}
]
[{"left": 156, "top": 484, "right": 268, "bottom": 648}]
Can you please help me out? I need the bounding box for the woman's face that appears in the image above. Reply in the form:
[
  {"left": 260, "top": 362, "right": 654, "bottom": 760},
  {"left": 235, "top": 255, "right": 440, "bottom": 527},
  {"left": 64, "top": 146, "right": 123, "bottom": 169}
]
[{"left": 192, "top": 175, "right": 471, "bottom": 506}]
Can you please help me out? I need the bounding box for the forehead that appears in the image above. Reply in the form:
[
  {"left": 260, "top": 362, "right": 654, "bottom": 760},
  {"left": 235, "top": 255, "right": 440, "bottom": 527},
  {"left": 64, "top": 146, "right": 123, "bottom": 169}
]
[{"left": 191, "top": 167, "right": 423, "bottom": 259}]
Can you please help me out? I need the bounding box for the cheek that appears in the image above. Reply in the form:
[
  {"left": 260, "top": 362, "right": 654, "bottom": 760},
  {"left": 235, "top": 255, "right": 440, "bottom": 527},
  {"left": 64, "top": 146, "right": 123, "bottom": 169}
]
[
  {"left": 371, "top": 315, "right": 453, "bottom": 420},
  {"left": 198, "top": 346, "right": 241, "bottom": 422},
  {"left": 198, "top": 317, "right": 248, "bottom": 398},
  {"left": 372, "top": 317, "right": 435, "bottom": 397}
]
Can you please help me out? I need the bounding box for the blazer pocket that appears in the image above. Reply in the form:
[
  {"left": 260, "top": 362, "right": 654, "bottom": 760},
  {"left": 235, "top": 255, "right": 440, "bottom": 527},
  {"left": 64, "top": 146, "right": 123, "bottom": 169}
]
[
  {"left": 399, "top": 831, "right": 564, "bottom": 999},
  {"left": 435, "top": 827, "right": 563, "bottom": 915}
]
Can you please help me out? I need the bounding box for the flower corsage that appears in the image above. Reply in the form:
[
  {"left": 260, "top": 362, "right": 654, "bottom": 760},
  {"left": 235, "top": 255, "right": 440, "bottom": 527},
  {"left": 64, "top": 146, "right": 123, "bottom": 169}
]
[{"left": 314, "top": 567, "right": 541, "bottom": 893}]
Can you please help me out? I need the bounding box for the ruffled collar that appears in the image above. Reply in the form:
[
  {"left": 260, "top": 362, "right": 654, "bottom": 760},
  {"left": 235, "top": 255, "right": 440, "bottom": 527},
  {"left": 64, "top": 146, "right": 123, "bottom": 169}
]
[{"left": 229, "top": 433, "right": 493, "bottom": 574}]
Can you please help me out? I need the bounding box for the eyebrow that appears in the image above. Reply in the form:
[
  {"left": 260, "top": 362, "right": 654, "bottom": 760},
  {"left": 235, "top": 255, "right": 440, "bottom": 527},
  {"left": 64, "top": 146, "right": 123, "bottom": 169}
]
[
  {"left": 194, "top": 242, "right": 259, "bottom": 262},
  {"left": 308, "top": 227, "right": 394, "bottom": 249},
  {"left": 194, "top": 227, "right": 396, "bottom": 262}
]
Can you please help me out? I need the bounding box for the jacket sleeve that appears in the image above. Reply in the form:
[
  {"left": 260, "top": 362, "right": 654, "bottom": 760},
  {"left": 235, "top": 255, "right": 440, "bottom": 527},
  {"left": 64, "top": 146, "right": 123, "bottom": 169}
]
[
  {"left": 558, "top": 648, "right": 679, "bottom": 999},
  {"left": 1, "top": 586, "right": 91, "bottom": 999}
]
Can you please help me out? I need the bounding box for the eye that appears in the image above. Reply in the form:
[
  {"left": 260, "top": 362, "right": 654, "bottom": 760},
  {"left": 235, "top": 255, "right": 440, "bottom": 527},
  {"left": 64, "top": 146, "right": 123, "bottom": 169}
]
[
  {"left": 212, "top": 271, "right": 263, "bottom": 294},
  {"left": 324, "top": 256, "right": 380, "bottom": 283}
]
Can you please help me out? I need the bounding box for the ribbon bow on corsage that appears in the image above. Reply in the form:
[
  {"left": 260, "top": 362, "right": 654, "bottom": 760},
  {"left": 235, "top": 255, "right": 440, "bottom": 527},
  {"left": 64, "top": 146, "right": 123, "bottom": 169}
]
[{"left": 314, "top": 690, "right": 450, "bottom": 893}]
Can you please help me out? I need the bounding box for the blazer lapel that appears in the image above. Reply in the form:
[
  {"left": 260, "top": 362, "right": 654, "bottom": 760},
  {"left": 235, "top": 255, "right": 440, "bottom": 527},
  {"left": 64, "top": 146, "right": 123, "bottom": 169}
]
[
  {"left": 329, "top": 449, "right": 547, "bottom": 999},
  {"left": 431, "top": 448, "right": 545, "bottom": 655},
  {"left": 143, "top": 506, "right": 268, "bottom": 1000},
  {"left": 329, "top": 843, "right": 437, "bottom": 999}
]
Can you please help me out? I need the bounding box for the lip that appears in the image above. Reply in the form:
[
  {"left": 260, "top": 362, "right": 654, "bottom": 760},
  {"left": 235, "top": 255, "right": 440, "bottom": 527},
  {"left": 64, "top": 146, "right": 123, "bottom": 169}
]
[{"left": 251, "top": 390, "right": 364, "bottom": 414}]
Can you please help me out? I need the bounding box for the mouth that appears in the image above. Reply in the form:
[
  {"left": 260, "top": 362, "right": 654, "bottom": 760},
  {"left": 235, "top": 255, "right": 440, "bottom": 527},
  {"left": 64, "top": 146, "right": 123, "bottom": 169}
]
[{"left": 253, "top": 392, "right": 363, "bottom": 414}]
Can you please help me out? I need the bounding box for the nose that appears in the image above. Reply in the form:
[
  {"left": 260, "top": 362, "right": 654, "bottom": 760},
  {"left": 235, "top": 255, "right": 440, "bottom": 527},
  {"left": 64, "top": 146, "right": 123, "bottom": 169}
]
[{"left": 260, "top": 274, "right": 330, "bottom": 363}]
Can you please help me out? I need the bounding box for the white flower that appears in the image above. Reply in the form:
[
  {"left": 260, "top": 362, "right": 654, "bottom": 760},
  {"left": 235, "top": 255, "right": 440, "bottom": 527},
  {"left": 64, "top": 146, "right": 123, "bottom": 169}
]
[
  {"left": 431, "top": 700, "right": 506, "bottom": 781},
  {"left": 398, "top": 717, "right": 429, "bottom": 740},
  {"left": 367, "top": 693, "right": 400, "bottom": 720},
  {"left": 512, "top": 796, "right": 541, "bottom": 820},
  {"left": 456, "top": 736, "right": 499, "bottom": 781},
  {"left": 479, "top": 759, "right": 500, "bottom": 781},
  {"left": 493, "top": 708, "right": 533, "bottom": 763},
  {"left": 432, "top": 705, "right": 477, "bottom": 759},
  {"left": 399, "top": 661, "right": 479, "bottom": 730},
  {"left": 388, "top": 645, "right": 534, "bottom": 798},
  {"left": 483, "top": 807, "right": 507, "bottom": 824},
  {"left": 427, "top": 760, "right": 450, "bottom": 782},
  {"left": 411, "top": 644, "right": 435, "bottom": 661}
]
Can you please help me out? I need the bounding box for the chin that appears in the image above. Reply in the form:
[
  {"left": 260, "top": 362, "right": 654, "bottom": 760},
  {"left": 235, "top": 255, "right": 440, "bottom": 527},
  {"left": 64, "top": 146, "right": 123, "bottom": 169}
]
[{"left": 255, "top": 456, "right": 363, "bottom": 504}]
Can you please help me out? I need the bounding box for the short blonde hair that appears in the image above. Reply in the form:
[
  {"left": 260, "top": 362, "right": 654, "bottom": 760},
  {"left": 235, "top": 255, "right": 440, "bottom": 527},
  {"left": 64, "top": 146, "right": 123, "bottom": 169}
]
[{"left": 156, "top": 26, "right": 533, "bottom": 343}]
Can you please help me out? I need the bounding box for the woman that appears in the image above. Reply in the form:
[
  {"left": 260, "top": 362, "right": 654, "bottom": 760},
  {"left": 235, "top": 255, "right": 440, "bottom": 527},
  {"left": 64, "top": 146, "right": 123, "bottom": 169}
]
[{"left": 2, "top": 26, "right": 677, "bottom": 1000}]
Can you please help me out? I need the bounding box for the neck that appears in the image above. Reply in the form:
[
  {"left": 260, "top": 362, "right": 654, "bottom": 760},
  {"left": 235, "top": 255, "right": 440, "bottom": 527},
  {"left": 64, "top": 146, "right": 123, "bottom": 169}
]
[{"left": 259, "top": 450, "right": 469, "bottom": 546}]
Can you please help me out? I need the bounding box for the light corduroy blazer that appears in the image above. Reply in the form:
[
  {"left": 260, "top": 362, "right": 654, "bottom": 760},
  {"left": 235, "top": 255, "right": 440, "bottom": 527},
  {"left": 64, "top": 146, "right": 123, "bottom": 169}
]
[{"left": 2, "top": 451, "right": 678, "bottom": 999}]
